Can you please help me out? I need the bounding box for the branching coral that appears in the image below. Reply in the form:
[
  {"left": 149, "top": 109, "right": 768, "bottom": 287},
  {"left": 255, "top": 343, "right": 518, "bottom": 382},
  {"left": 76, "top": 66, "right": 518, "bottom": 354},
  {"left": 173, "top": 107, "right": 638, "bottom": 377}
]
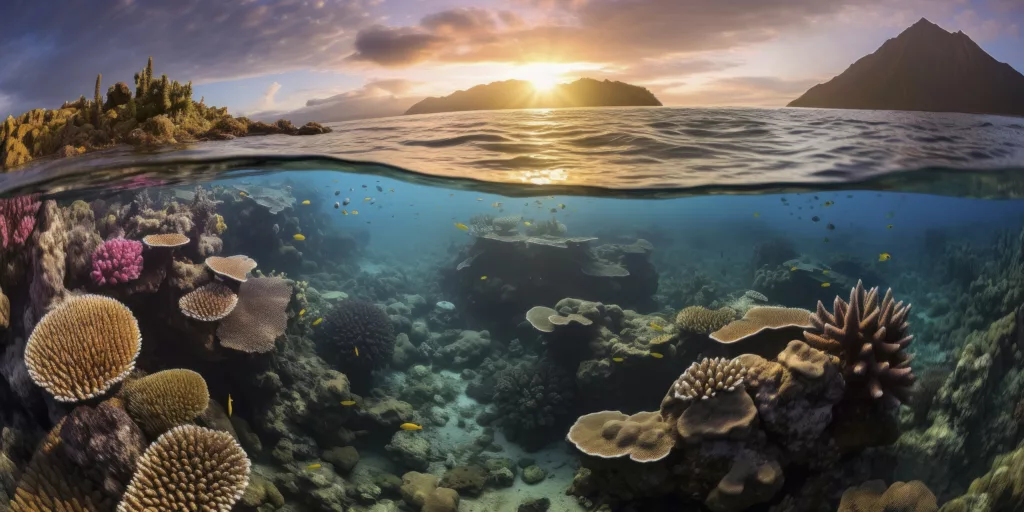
[
  {"left": 90, "top": 238, "right": 144, "bottom": 286},
  {"left": 120, "top": 369, "right": 211, "bottom": 438},
  {"left": 804, "top": 280, "right": 915, "bottom": 406},
  {"left": 0, "top": 194, "right": 40, "bottom": 250}
]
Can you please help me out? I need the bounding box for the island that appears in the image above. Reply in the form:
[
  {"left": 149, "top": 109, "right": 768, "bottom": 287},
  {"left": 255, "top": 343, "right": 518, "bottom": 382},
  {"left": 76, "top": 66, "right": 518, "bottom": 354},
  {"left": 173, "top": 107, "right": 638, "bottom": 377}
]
[
  {"left": 404, "top": 78, "right": 662, "bottom": 115},
  {"left": 788, "top": 18, "right": 1024, "bottom": 117},
  {"left": 1, "top": 58, "right": 331, "bottom": 170}
]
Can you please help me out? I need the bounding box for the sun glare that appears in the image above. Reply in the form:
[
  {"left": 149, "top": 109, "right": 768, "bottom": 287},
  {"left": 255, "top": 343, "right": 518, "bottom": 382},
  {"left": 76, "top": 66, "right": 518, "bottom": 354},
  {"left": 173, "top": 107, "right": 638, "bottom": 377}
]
[{"left": 513, "top": 64, "right": 568, "bottom": 92}]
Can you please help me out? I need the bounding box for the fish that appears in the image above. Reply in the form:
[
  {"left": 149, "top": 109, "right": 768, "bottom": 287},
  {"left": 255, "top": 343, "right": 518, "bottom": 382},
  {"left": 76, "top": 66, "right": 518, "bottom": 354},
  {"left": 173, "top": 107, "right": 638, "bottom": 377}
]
[
  {"left": 454, "top": 223, "right": 469, "bottom": 231},
  {"left": 363, "top": 197, "right": 372, "bottom": 201},
  {"left": 822, "top": 270, "right": 829, "bottom": 275},
  {"left": 824, "top": 201, "right": 834, "bottom": 207},
  {"left": 612, "top": 357, "right": 624, "bottom": 362},
  {"left": 559, "top": 203, "right": 566, "bottom": 209},
  {"left": 649, "top": 352, "right": 664, "bottom": 359},
  {"left": 299, "top": 309, "right": 306, "bottom": 317},
  {"left": 879, "top": 252, "right": 892, "bottom": 262},
  {"left": 753, "top": 212, "right": 760, "bottom": 218},
  {"left": 649, "top": 322, "right": 664, "bottom": 332},
  {"left": 523, "top": 221, "right": 532, "bottom": 226},
  {"left": 476, "top": 198, "right": 483, "bottom": 201},
  {"left": 887, "top": 224, "right": 893, "bottom": 229},
  {"left": 362, "top": 184, "right": 367, "bottom": 188},
  {"left": 354, "top": 347, "right": 359, "bottom": 357},
  {"left": 239, "top": 191, "right": 249, "bottom": 197},
  {"left": 334, "top": 190, "right": 341, "bottom": 196},
  {"left": 342, "top": 210, "right": 349, "bottom": 215},
  {"left": 227, "top": 394, "right": 233, "bottom": 417},
  {"left": 811, "top": 216, "right": 820, "bottom": 222},
  {"left": 821, "top": 282, "right": 831, "bottom": 288},
  {"left": 400, "top": 423, "right": 423, "bottom": 431},
  {"left": 491, "top": 202, "right": 502, "bottom": 208},
  {"left": 343, "top": 198, "right": 351, "bottom": 206},
  {"left": 340, "top": 400, "right": 357, "bottom": 406},
  {"left": 790, "top": 266, "right": 798, "bottom": 271},
  {"left": 480, "top": 276, "right": 487, "bottom": 280},
  {"left": 293, "top": 234, "right": 306, "bottom": 241},
  {"left": 302, "top": 200, "right": 311, "bottom": 205},
  {"left": 376, "top": 185, "right": 383, "bottom": 192},
  {"left": 351, "top": 210, "right": 359, "bottom": 215},
  {"left": 334, "top": 202, "right": 340, "bottom": 209},
  {"left": 312, "top": 317, "right": 323, "bottom": 326},
  {"left": 389, "top": 188, "right": 395, "bottom": 192},
  {"left": 307, "top": 463, "right": 322, "bottom": 470},
  {"left": 826, "top": 223, "right": 835, "bottom": 231}
]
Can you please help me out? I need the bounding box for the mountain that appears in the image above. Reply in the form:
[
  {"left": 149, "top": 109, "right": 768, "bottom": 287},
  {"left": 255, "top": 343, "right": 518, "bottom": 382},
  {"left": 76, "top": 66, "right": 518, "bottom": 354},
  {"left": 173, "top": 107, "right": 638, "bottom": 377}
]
[
  {"left": 404, "top": 78, "right": 661, "bottom": 115},
  {"left": 788, "top": 18, "right": 1024, "bottom": 117}
]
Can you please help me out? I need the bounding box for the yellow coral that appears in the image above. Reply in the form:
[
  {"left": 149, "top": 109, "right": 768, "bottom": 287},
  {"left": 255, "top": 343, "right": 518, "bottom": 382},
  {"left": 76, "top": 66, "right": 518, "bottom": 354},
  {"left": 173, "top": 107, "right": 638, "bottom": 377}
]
[
  {"left": 676, "top": 306, "right": 736, "bottom": 334},
  {"left": 120, "top": 369, "right": 210, "bottom": 438}
]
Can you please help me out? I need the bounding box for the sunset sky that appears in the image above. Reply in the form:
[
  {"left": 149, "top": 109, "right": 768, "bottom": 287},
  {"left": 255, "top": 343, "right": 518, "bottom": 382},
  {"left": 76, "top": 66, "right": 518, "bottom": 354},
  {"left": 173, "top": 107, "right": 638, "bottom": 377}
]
[{"left": 1, "top": 0, "right": 1022, "bottom": 121}]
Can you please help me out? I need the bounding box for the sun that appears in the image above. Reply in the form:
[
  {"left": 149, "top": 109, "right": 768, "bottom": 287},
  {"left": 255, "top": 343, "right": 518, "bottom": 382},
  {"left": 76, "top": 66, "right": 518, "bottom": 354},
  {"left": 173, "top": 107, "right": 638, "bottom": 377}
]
[{"left": 513, "top": 64, "right": 566, "bottom": 92}]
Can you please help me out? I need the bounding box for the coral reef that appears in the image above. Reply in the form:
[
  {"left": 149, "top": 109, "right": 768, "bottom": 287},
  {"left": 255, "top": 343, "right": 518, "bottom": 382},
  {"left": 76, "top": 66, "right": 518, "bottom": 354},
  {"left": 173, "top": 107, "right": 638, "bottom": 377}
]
[
  {"left": 216, "top": 276, "right": 291, "bottom": 353},
  {"left": 90, "top": 238, "right": 144, "bottom": 286},
  {"left": 315, "top": 299, "right": 396, "bottom": 386},
  {"left": 491, "top": 358, "right": 576, "bottom": 450},
  {"left": 120, "top": 369, "right": 210, "bottom": 437}
]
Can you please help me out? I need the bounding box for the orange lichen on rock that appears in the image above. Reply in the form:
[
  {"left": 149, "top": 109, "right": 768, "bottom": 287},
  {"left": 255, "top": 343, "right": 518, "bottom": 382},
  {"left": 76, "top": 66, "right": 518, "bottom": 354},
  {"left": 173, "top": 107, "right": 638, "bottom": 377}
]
[
  {"left": 120, "top": 369, "right": 210, "bottom": 438},
  {"left": 675, "top": 306, "right": 737, "bottom": 334},
  {"left": 141, "top": 233, "right": 190, "bottom": 248},
  {"left": 205, "top": 255, "right": 257, "bottom": 282},
  {"left": 567, "top": 410, "right": 675, "bottom": 463},
  {"left": 838, "top": 480, "right": 937, "bottom": 512},
  {"left": 25, "top": 294, "right": 141, "bottom": 402},
  {"left": 178, "top": 282, "right": 238, "bottom": 321},
  {"left": 710, "top": 306, "right": 813, "bottom": 344},
  {"left": 217, "top": 276, "right": 291, "bottom": 353},
  {"left": 117, "top": 425, "right": 250, "bottom": 512}
]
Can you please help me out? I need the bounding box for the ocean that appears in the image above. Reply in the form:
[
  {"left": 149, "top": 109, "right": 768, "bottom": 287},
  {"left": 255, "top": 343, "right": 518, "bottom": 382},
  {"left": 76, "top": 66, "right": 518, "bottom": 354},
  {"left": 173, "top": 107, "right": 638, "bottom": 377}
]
[{"left": 1, "top": 106, "right": 1023, "bottom": 511}]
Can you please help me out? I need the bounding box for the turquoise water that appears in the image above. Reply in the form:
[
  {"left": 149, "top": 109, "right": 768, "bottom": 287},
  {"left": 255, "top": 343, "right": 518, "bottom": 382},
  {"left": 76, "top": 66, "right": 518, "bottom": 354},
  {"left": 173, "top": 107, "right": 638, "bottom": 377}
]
[{"left": 1, "top": 108, "right": 1024, "bottom": 511}]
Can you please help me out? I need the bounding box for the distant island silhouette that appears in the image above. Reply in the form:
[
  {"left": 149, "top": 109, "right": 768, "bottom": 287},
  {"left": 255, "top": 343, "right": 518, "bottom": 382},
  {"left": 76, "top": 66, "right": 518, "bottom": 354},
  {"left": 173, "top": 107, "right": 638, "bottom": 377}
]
[
  {"left": 788, "top": 18, "right": 1024, "bottom": 117},
  {"left": 404, "top": 78, "right": 662, "bottom": 115}
]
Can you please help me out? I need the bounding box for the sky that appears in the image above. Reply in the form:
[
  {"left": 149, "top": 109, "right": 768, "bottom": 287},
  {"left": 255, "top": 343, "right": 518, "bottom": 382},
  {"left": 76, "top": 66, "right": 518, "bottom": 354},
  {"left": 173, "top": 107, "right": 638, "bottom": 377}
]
[{"left": 1, "top": 0, "right": 1022, "bottom": 122}]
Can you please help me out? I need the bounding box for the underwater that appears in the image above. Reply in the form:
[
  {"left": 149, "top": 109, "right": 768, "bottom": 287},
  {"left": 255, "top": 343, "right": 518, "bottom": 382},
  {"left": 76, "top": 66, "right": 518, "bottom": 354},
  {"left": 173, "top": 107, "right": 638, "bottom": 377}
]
[{"left": 3, "top": 2, "right": 1024, "bottom": 512}]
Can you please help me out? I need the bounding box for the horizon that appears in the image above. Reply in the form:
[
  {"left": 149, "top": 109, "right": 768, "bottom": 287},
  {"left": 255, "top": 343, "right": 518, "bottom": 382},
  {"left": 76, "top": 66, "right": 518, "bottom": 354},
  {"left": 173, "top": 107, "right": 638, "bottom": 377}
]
[{"left": 2, "top": 1, "right": 1022, "bottom": 122}]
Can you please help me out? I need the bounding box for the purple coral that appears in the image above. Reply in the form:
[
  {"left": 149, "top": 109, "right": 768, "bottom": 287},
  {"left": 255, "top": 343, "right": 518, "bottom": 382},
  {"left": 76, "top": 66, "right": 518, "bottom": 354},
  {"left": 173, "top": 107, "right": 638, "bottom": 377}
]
[
  {"left": 90, "top": 238, "right": 144, "bottom": 286},
  {"left": 0, "top": 194, "right": 41, "bottom": 249}
]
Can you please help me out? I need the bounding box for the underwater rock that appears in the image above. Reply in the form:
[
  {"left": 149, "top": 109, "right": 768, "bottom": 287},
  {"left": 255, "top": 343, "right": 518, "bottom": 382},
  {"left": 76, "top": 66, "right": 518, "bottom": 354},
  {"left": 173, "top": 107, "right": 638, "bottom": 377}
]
[
  {"left": 435, "top": 329, "right": 491, "bottom": 368},
  {"left": 518, "top": 497, "right": 551, "bottom": 512},
  {"left": 59, "top": 400, "right": 145, "bottom": 500},
  {"left": 423, "top": 487, "right": 460, "bottom": 512},
  {"left": 323, "top": 446, "right": 359, "bottom": 473},
  {"left": 400, "top": 471, "right": 439, "bottom": 508},
  {"left": 521, "top": 465, "right": 546, "bottom": 484},
  {"left": 440, "top": 464, "right": 487, "bottom": 497},
  {"left": 386, "top": 431, "right": 431, "bottom": 471},
  {"left": 838, "top": 480, "right": 937, "bottom": 512}
]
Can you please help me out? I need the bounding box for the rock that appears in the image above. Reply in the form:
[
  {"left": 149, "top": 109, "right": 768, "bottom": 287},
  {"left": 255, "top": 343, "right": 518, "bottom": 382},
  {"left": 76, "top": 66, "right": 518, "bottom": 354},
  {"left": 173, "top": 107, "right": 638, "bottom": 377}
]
[
  {"left": 440, "top": 465, "right": 487, "bottom": 497},
  {"left": 517, "top": 457, "right": 536, "bottom": 468},
  {"left": 354, "top": 482, "right": 382, "bottom": 504},
  {"left": 296, "top": 121, "right": 332, "bottom": 135},
  {"left": 423, "top": 487, "right": 460, "bottom": 512},
  {"left": 488, "top": 467, "right": 515, "bottom": 488},
  {"left": 518, "top": 497, "right": 551, "bottom": 512},
  {"left": 362, "top": 397, "right": 414, "bottom": 427},
  {"left": 323, "top": 446, "right": 359, "bottom": 473},
  {"left": 400, "top": 471, "right": 439, "bottom": 508},
  {"left": 521, "top": 465, "right": 546, "bottom": 485},
  {"left": 386, "top": 431, "right": 431, "bottom": 471},
  {"left": 368, "top": 499, "right": 401, "bottom": 512},
  {"left": 374, "top": 472, "right": 403, "bottom": 495}
]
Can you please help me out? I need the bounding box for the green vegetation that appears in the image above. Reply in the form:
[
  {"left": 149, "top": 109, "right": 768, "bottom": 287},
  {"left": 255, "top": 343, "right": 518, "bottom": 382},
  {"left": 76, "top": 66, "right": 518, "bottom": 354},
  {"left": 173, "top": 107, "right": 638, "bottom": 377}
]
[{"left": 0, "top": 57, "right": 331, "bottom": 170}]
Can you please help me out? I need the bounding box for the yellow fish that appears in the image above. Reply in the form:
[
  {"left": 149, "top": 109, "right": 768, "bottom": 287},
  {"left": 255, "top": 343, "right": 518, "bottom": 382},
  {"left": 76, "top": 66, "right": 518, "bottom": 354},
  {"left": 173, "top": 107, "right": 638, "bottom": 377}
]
[
  {"left": 822, "top": 270, "right": 829, "bottom": 275},
  {"left": 312, "top": 317, "right": 323, "bottom": 326},
  {"left": 480, "top": 276, "right": 487, "bottom": 280},
  {"left": 454, "top": 223, "right": 469, "bottom": 231},
  {"left": 364, "top": 197, "right": 372, "bottom": 201},
  {"left": 612, "top": 357, "right": 624, "bottom": 362},
  {"left": 821, "top": 282, "right": 831, "bottom": 288},
  {"left": 354, "top": 347, "right": 359, "bottom": 357},
  {"left": 340, "top": 400, "right": 357, "bottom": 406},
  {"left": 302, "top": 200, "right": 311, "bottom": 205},
  {"left": 400, "top": 423, "right": 423, "bottom": 431},
  {"left": 342, "top": 210, "right": 349, "bottom": 215},
  {"left": 239, "top": 191, "right": 249, "bottom": 197},
  {"left": 649, "top": 352, "right": 664, "bottom": 359},
  {"left": 227, "top": 394, "right": 233, "bottom": 417},
  {"left": 753, "top": 212, "right": 760, "bottom": 218},
  {"left": 523, "top": 221, "right": 532, "bottom": 226},
  {"left": 293, "top": 234, "right": 306, "bottom": 241},
  {"left": 790, "top": 266, "right": 798, "bottom": 271},
  {"left": 351, "top": 210, "right": 359, "bottom": 215},
  {"left": 299, "top": 309, "right": 306, "bottom": 317},
  {"left": 879, "top": 252, "right": 892, "bottom": 262},
  {"left": 559, "top": 203, "right": 566, "bottom": 209},
  {"left": 824, "top": 201, "right": 834, "bottom": 207},
  {"left": 307, "top": 463, "right": 322, "bottom": 470},
  {"left": 887, "top": 224, "right": 893, "bottom": 229},
  {"left": 649, "top": 322, "right": 664, "bottom": 332}
]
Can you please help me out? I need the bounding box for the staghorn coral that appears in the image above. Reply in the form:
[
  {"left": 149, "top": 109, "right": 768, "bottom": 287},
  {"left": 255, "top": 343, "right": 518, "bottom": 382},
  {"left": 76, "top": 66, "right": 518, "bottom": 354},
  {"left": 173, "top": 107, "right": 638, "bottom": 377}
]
[
  {"left": 838, "top": 480, "right": 937, "bottom": 512},
  {"left": 117, "top": 425, "right": 250, "bottom": 512},
  {"left": 59, "top": 400, "right": 145, "bottom": 499},
  {"left": 217, "top": 276, "right": 291, "bottom": 353},
  {"left": 178, "top": 282, "right": 238, "bottom": 321},
  {"left": 315, "top": 299, "right": 395, "bottom": 378},
  {"left": 205, "top": 254, "right": 257, "bottom": 282},
  {"left": 666, "top": 357, "right": 749, "bottom": 401},
  {"left": 566, "top": 410, "right": 675, "bottom": 462},
  {"left": 492, "top": 358, "right": 576, "bottom": 450},
  {"left": 120, "top": 369, "right": 211, "bottom": 438},
  {"left": 676, "top": 306, "right": 736, "bottom": 334},
  {"left": 804, "top": 280, "right": 915, "bottom": 406},
  {"left": 90, "top": 238, "right": 143, "bottom": 286},
  {"left": 25, "top": 294, "right": 141, "bottom": 402}
]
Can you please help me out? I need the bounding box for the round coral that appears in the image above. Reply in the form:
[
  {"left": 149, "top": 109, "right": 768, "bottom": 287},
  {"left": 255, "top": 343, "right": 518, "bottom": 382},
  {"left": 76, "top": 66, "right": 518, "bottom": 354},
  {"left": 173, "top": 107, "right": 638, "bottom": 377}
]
[
  {"left": 117, "top": 425, "right": 250, "bottom": 512},
  {"left": 492, "top": 358, "right": 576, "bottom": 450},
  {"left": 315, "top": 299, "right": 395, "bottom": 374},
  {"left": 120, "top": 369, "right": 211, "bottom": 438},
  {"left": 90, "top": 238, "right": 144, "bottom": 286}
]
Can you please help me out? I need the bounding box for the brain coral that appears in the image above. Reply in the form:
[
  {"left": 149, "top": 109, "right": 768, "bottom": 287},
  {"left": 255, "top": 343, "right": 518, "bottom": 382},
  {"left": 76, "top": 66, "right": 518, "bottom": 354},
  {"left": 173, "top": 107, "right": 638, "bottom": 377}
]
[
  {"left": 117, "top": 425, "right": 250, "bottom": 512},
  {"left": 803, "top": 280, "right": 915, "bottom": 406},
  {"left": 675, "top": 306, "right": 736, "bottom": 334},
  {"left": 315, "top": 299, "right": 395, "bottom": 374},
  {"left": 217, "top": 276, "right": 291, "bottom": 353},
  {"left": 492, "top": 358, "right": 576, "bottom": 450},
  {"left": 567, "top": 410, "right": 675, "bottom": 462},
  {"left": 25, "top": 294, "right": 141, "bottom": 402},
  {"left": 120, "top": 369, "right": 210, "bottom": 438}
]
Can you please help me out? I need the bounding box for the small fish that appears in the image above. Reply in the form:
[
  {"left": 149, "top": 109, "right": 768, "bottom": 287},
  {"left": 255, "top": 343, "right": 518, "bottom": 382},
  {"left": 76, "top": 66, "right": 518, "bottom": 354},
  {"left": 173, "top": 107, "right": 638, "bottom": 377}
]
[
  {"left": 362, "top": 184, "right": 367, "bottom": 188},
  {"left": 826, "top": 223, "right": 835, "bottom": 231},
  {"left": 307, "top": 463, "right": 322, "bottom": 470},
  {"left": 879, "top": 252, "right": 892, "bottom": 262},
  {"left": 340, "top": 400, "right": 357, "bottom": 406},
  {"left": 299, "top": 309, "right": 306, "bottom": 317},
  {"left": 312, "top": 317, "right": 323, "bottom": 326},
  {"left": 649, "top": 322, "right": 664, "bottom": 332},
  {"left": 227, "top": 394, "right": 233, "bottom": 417},
  {"left": 351, "top": 210, "right": 359, "bottom": 215},
  {"left": 334, "top": 202, "right": 340, "bottom": 209},
  {"left": 400, "top": 423, "right": 423, "bottom": 431},
  {"left": 612, "top": 357, "right": 624, "bottom": 362},
  {"left": 559, "top": 203, "right": 566, "bottom": 209},
  {"left": 491, "top": 202, "right": 502, "bottom": 208},
  {"left": 476, "top": 198, "right": 483, "bottom": 201},
  {"left": 389, "top": 188, "right": 395, "bottom": 192},
  {"left": 342, "top": 210, "right": 349, "bottom": 215},
  {"left": 753, "top": 212, "right": 760, "bottom": 218},
  {"left": 454, "top": 223, "right": 469, "bottom": 231},
  {"left": 811, "top": 216, "right": 820, "bottom": 222},
  {"left": 376, "top": 185, "right": 383, "bottom": 192},
  {"left": 887, "top": 224, "right": 893, "bottom": 229},
  {"left": 302, "top": 200, "right": 311, "bottom": 205},
  {"left": 363, "top": 197, "right": 372, "bottom": 201},
  {"left": 343, "top": 198, "right": 351, "bottom": 205},
  {"left": 354, "top": 347, "right": 359, "bottom": 357},
  {"left": 293, "top": 234, "right": 306, "bottom": 241},
  {"left": 824, "top": 201, "right": 834, "bottom": 207},
  {"left": 649, "top": 352, "right": 664, "bottom": 359},
  {"left": 480, "top": 276, "right": 487, "bottom": 280},
  {"left": 523, "top": 221, "right": 532, "bottom": 226},
  {"left": 239, "top": 191, "right": 249, "bottom": 197},
  {"left": 790, "top": 266, "right": 798, "bottom": 271},
  {"left": 821, "top": 282, "right": 831, "bottom": 288},
  {"left": 822, "top": 270, "right": 829, "bottom": 275},
  {"left": 334, "top": 190, "right": 341, "bottom": 196}
]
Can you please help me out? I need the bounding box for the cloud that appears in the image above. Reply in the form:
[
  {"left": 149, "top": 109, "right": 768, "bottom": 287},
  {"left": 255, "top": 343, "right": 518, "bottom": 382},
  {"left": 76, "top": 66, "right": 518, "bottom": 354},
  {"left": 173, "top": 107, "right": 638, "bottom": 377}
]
[
  {"left": 261, "top": 82, "right": 283, "bottom": 110},
  {"left": 0, "top": 0, "right": 371, "bottom": 112},
  {"left": 660, "top": 76, "right": 823, "bottom": 106},
  {"left": 260, "top": 79, "right": 425, "bottom": 124},
  {"left": 349, "top": 25, "right": 449, "bottom": 66}
]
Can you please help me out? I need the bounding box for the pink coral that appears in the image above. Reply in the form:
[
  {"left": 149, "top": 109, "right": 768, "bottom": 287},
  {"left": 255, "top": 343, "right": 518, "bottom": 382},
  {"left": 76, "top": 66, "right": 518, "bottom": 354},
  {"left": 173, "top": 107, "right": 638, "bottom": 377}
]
[
  {"left": 90, "top": 238, "right": 144, "bottom": 286},
  {"left": 0, "top": 194, "right": 42, "bottom": 249}
]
